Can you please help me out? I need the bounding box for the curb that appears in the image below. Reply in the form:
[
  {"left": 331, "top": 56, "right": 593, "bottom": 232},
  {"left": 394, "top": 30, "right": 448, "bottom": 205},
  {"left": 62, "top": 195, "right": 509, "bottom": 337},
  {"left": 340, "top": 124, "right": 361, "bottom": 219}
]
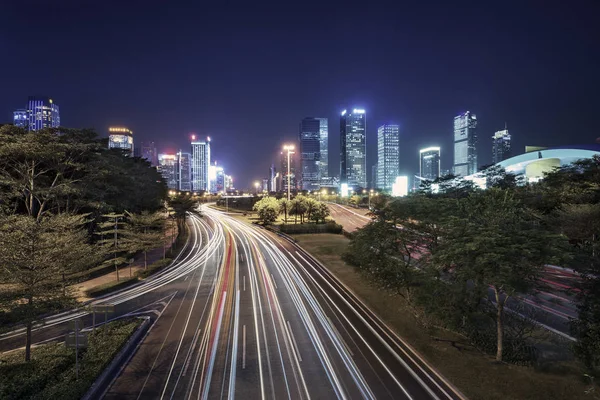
[{"left": 81, "top": 316, "right": 151, "bottom": 400}]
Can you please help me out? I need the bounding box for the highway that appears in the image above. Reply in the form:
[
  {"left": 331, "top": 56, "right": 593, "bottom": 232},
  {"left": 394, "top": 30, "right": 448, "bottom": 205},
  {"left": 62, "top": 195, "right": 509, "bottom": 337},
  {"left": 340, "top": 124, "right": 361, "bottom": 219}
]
[
  {"left": 104, "top": 205, "right": 464, "bottom": 399},
  {"left": 327, "top": 202, "right": 579, "bottom": 339}
]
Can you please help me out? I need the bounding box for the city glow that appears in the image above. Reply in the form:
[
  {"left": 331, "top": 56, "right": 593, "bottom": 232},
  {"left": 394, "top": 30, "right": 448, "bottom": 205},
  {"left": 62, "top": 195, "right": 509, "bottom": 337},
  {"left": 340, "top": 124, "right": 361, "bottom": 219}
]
[
  {"left": 283, "top": 144, "right": 295, "bottom": 151},
  {"left": 353, "top": 109, "right": 365, "bottom": 114},
  {"left": 341, "top": 109, "right": 347, "bottom": 116},
  {"left": 419, "top": 146, "right": 440, "bottom": 153},
  {"left": 340, "top": 183, "right": 349, "bottom": 197},
  {"left": 191, "top": 134, "right": 196, "bottom": 140},
  {"left": 392, "top": 176, "right": 409, "bottom": 197}
]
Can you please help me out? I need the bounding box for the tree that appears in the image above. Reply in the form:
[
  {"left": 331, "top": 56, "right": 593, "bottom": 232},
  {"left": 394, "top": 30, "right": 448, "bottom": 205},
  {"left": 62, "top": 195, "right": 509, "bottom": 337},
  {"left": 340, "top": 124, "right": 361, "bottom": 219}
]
[
  {"left": 279, "top": 198, "right": 291, "bottom": 224},
  {"left": 126, "top": 211, "right": 165, "bottom": 269},
  {"left": 432, "top": 189, "right": 568, "bottom": 361},
  {"left": 96, "top": 213, "right": 128, "bottom": 281},
  {"left": 290, "top": 195, "right": 308, "bottom": 223},
  {"left": 0, "top": 213, "right": 99, "bottom": 362},
  {"left": 168, "top": 194, "right": 197, "bottom": 233},
  {"left": 310, "top": 202, "right": 330, "bottom": 223},
  {"left": 253, "top": 197, "right": 280, "bottom": 225},
  {"left": 304, "top": 198, "right": 319, "bottom": 222}
]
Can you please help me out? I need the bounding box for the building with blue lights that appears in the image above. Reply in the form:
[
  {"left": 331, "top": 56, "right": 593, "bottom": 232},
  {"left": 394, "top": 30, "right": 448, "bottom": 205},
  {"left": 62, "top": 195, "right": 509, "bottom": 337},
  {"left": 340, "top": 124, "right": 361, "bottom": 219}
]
[
  {"left": 376, "top": 124, "right": 399, "bottom": 190},
  {"left": 13, "top": 96, "right": 60, "bottom": 131},
  {"left": 299, "top": 117, "right": 322, "bottom": 191}
]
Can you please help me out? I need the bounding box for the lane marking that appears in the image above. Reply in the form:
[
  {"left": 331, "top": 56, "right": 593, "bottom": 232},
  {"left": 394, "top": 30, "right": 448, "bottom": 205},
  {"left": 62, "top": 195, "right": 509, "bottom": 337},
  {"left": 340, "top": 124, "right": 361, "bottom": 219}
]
[
  {"left": 286, "top": 321, "right": 302, "bottom": 362},
  {"left": 271, "top": 274, "right": 278, "bottom": 289},
  {"left": 243, "top": 324, "right": 246, "bottom": 369}
]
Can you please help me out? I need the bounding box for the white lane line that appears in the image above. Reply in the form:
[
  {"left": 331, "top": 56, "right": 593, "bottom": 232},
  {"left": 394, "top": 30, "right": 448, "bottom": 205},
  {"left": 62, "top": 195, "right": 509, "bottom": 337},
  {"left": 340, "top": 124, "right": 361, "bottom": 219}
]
[
  {"left": 286, "top": 321, "right": 302, "bottom": 362},
  {"left": 271, "top": 274, "right": 278, "bottom": 289},
  {"left": 243, "top": 275, "right": 246, "bottom": 291},
  {"left": 243, "top": 324, "right": 247, "bottom": 369}
]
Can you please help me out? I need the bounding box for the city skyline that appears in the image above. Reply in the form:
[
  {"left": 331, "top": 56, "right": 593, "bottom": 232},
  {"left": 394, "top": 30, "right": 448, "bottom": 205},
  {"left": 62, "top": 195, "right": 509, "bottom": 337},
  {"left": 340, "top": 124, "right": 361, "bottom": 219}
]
[{"left": 1, "top": 2, "right": 598, "bottom": 187}]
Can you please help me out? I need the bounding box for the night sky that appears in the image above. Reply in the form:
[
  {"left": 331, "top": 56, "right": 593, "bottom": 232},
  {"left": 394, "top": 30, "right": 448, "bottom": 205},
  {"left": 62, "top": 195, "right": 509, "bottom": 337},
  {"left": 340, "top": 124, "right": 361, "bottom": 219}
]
[{"left": 2, "top": 1, "right": 599, "bottom": 188}]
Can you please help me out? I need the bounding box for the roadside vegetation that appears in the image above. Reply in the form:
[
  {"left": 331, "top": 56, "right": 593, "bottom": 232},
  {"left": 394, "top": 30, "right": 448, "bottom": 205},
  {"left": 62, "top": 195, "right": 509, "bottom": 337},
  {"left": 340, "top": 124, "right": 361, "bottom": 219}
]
[
  {"left": 0, "top": 126, "right": 191, "bottom": 361},
  {"left": 0, "top": 318, "right": 141, "bottom": 400},
  {"left": 332, "top": 158, "right": 600, "bottom": 396}
]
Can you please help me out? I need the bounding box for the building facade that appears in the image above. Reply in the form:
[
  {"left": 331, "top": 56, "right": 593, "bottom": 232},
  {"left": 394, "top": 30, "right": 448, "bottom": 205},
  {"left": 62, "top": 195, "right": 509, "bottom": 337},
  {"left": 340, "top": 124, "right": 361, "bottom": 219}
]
[
  {"left": 420, "top": 147, "right": 441, "bottom": 181},
  {"left": 453, "top": 111, "right": 477, "bottom": 176},
  {"left": 13, "top": 109, "right": 27, "bottom": 128},
  {"left": 27, "top": 96, "right": 60, "bottom": 131},
  {"left": 318, "top": 118, "right": 328, "bottom": 178},
  {"left": 299, "top": 118, "right": 321, "bottom": 191},
  {"left": 108, "top": 127, "right": 134, "bottom": 155},
  {"left": 269, "top": 163, "right": 277, "bottom": 192},
  {"left": 177, "top": 151, "right": 192, "bottom": 192},
  {"left": 492, "top": 128, "right": 511, "bottom": 164},
  {"left": 191, "top": 137, "right": 211, "bottom": 192},
  {"left": 340, "top": 108, "right": 367, "bottom": 189},
  {"left": 158, "top": 154, "right": 178, "bottom": 190},
  {"left": 376, "top": 124, "right": 399, "bottom": 190}
]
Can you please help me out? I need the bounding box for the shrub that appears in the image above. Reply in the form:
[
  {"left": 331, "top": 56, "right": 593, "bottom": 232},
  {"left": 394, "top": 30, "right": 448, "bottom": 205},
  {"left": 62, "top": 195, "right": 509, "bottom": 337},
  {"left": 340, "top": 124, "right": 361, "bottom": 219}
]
[
  {"left": 136, "top": 258, "right": 173, "bottom": 279},
  {"left": 280, "top": 222, "right": 343, "bottom": 235}
]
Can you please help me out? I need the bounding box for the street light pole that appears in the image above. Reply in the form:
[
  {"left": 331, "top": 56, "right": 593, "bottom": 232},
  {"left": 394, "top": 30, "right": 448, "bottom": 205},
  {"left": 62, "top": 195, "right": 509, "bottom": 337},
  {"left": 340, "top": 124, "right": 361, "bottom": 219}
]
[{"left": 283, "top": 145, "right": 295, "bottom": 201}]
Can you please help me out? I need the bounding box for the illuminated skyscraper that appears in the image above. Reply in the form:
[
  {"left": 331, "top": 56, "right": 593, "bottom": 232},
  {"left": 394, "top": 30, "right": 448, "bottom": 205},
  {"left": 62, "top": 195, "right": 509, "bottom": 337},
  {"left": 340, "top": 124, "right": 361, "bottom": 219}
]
[
  {"left": 318, "top": 118, "right": 328, "bottom": 178},
  {"left": 453, "top": 111, "right": 477, "bottom": 176},
  {"left": 340, "top": 108, "right": 367, "bottom": 189},
  {"left": 158, "top": 154, "right": 178, "bottom": 190},
  {"left": 13, "top": 96, "right": 60, "bottom": 131},
  {"left": 299, "top": 118, "right": 321, "bottom": 191},
  {"left": 191, "top": 136, "right": 210, "bottom": 192},
  {"left": 177, "top": 151, "right": 192, "bottom": 191},
  {"left": 108, "top": 127, "right": 134, "bottom": 155},
  {"left": 419, "top": 147, "right": 441, "bottom": 181},
  {"left": 492, "top": 128, "right": 511, "bottom": 164},
  {"left": 376, "top": 124, "right": 399, "bottom": 190},
  {"left": 280, "top": 150, "right": 297, "bottom": 192}
]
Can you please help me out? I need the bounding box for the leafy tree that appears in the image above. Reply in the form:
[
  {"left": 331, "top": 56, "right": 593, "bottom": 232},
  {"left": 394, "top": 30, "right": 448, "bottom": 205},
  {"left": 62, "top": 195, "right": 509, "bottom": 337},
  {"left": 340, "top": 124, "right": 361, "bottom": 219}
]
[
  {"left": 168, "top": 194, "right": 197, "bottom": 233},
  {"left": 253, "top": 196, "right": 280, "bottom": 225},
  {"left": 126, "top": 211, "right": 164, "bottom": 269},
  {"left": 290, "top": 195, "right": 308, "bottom": 223},
  {"left": 0, "top": 213, "right": 99, "bottom": 362},
  {"left": 96, "top": 213, "right": 128, "bottom": 281},
  {"left": 310, "top": 202, "right": 330, "bottom": 223},
  {"left": 432, "top": 189, "right": 568, "bottom": 361}
]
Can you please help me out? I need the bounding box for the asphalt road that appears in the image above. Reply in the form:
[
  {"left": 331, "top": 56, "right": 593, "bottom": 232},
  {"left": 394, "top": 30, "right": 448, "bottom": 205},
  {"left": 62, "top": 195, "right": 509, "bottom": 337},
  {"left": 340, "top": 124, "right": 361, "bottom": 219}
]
[
  {"left": 104, "top": 206, "right": 465, "bottom": 400},
  {"left": 327, "top": 202, "right": 578, "bottom": 340}
]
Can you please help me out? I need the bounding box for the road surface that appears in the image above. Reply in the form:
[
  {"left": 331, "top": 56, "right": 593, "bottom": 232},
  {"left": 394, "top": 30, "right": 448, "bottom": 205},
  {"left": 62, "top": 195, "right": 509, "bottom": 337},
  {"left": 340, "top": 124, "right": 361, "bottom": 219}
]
[{"left": 104, "top": 206, "right": 464, "bottom": 399}]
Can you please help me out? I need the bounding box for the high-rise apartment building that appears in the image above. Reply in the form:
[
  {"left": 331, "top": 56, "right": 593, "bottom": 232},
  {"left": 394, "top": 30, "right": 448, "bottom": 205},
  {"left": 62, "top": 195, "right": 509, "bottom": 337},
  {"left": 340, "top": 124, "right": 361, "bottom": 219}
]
[
  {"left": 177, "top": 151, "right": 192, "bottom": 191},
  {"left": 13, "top": 96, "right": 60, "bottom": 131},
  {"left": 158, "top": 154, "right": 178, "bottom": 190},
  {"left": 318, "top": 118, "right": 328, "bottom": 178},
  {"left": 140, "top": 141, "right": 158, "bottom": 166},
  {"left": 492, "top": 128, "right": 511, "bottom": 164},
  {"left": 108, "top": 127, "right": 134, "bottom": 155},
  {"left": 340, "top": 108, "right": 367, "bottom": 189},
  {"left": 268, "top": 164, "right": 277, "bottom": 192},
  {"left": 376, "top": 124, "right": 399, "bottom": 190},
  {"left": 299, "top": 118, "right": 321, "bottom": 191},
  {"left": 191, "top": 136, "right": 211, "bottom": 192},
  {"left": 453, "top": 111, "right": 478, "bottom": 176},
  {"left": 419, "top": 147, "right": 441, "bottom": 181}
]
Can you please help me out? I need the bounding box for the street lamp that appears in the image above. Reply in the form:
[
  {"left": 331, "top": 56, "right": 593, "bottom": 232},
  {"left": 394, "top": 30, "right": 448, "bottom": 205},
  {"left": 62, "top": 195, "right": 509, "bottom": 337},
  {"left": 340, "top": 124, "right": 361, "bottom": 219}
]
[
  {"left": 283, "top": 144, "right": 295, "bottom": 201},
  {"left": 254, "top": 181, "right": 260, "bottom": 195},
  {"left": 369, "top": 189, "right": 374, "bottom": 209}
]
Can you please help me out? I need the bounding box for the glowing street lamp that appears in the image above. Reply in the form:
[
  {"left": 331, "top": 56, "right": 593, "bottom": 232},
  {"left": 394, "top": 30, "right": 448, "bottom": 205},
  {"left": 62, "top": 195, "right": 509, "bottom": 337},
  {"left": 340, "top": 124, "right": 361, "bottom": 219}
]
[
  {"left": 254, "top": 181, "right": 260, "bottom": 194},
  {"left": 283, "top": 144, "right": 295, "bottom": 201}
]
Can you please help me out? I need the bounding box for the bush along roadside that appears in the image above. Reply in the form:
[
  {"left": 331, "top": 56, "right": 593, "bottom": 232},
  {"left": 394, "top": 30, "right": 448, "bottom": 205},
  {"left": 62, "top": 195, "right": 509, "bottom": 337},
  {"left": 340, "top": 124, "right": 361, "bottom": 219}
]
[
  {"left": 0, "top": 318, "right": 141, "bottom": 400},
  {"left": 280, "top": 222, "right": 343, "bottom": 235}
]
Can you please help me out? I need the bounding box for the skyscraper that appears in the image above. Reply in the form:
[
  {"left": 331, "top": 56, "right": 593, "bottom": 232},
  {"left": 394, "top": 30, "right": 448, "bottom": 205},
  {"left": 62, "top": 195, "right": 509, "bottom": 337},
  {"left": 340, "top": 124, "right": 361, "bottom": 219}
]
[
  {"left": 299, "top": 118, "right": 321, "bottom": 191},
  {"left": 26, "top": 96, "right": 60, "bottom": 131},
  {"left": 280, "top": 150, "right": 297, "bottom": 192},
  {"left": 158, "top": 154, "right": 178, "bottom": 190},
  {"left": 492, "top": 128, "right": 511, "bottom": 164},
  {"left": 376, "top": 124, "right": 399, "bottom": 190},
  {"left": 191, "top": 136, "right": 210, "bottom": 192},
  {"left": 140, "top": 141, "right": 159, "bottom": 166},
  {"left": 177, "top": 151, "right": 192, "bottom": 191},
  {"left": 340, "top": 108, "right": 367, "bottom": 189},
  {"left": 419, "top": 147, "right": 441, "bottom": 181},
  {"left": 13, "top": 109, "right": 27, "bottom": 128},
  {"left": 453, "top": 111, "right": 478, "bottom": 176},
  {"left": 318, "top": 118, "right": 328, "bottom": 178},
  {"left": 108, "top": 127, "right": 134, "bottom": 155},
  {"left": 268, "top": 164, "right": 277, "bottom": 192}
]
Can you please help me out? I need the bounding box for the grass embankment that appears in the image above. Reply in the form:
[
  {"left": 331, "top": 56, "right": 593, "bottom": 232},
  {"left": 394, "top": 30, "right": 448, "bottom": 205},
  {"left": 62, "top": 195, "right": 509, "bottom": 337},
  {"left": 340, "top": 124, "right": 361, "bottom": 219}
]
[
  {"left": 0, "top": 318, "right": 141, "bottom": 400},
  {"left": 292, "top": 233, "right": 595, "bottom": 400}
]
